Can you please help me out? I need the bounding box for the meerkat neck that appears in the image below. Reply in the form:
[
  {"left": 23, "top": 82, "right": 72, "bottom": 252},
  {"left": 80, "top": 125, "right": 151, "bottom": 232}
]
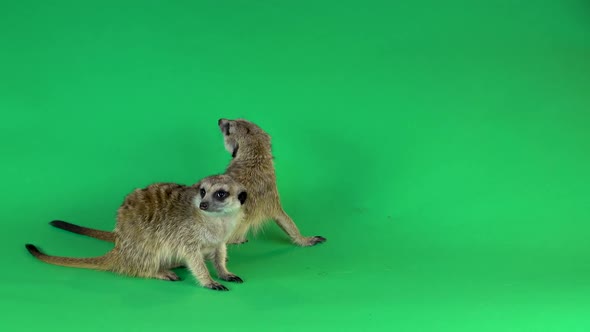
[
  {"left": 232, "top": 144, "right": 273, "bottom": 162},
  {"left": 226, "top": 153, "right": 276, "bottom": 177},
  {"left": 233, "top": 154, "right": 273, "bottom": 162}
]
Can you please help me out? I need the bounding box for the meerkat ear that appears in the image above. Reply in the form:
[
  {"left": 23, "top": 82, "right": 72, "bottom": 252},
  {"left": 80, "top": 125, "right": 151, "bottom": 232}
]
[{"left": 238, "top": 191, "right": 247, "bottom": 205}]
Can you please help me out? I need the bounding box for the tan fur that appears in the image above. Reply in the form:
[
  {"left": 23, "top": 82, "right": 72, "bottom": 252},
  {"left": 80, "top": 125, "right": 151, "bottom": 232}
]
[
  {"left": 218, "top": 118, "right": 326, "bottom": 246},
  {"left": 25, "top": 175, "right": 248, "bottom": 291}
]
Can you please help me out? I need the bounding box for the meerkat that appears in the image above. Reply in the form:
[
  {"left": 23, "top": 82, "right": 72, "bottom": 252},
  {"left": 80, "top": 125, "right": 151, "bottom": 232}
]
[
  {"left": 218, "top": 118, "right": 326, "bottom": 247},
  {"left": 46, "top": 118, "right": 326, "bottom": 247},
  {"left": 25, "top": 174, "right": 247, "bottom": 291}
]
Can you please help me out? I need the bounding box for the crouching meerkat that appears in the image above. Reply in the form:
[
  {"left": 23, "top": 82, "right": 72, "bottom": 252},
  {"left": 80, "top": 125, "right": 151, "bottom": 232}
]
[
  {"left": 218, "top": 118, "right": 326, "bottom": 247},
  {"left": 25, "top": 175, "right": 247, "bottom": 291}
]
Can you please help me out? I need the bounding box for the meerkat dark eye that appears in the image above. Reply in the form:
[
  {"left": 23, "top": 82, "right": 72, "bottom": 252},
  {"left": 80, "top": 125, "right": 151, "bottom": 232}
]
[
  {"left": 200, "top": 188, "right": 206, "bottom": 198},
  {"left": 214, "top": 190, "right": 229, "bottom": 200},
  {"left": 224, "top": 123, "right": 230, "bottom": 135}
]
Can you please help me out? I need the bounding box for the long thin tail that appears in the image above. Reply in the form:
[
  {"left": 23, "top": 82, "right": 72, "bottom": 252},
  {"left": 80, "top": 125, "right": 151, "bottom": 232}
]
[
  {"left": 49, "top": 220, "right": 115, "bottom": 242},
  {"left": 25, "top": 244, "right": 108, "bottom": 270}
]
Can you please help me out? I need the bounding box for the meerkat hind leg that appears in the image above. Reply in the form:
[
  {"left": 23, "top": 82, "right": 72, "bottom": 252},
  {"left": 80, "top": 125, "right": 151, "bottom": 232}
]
[
  {"left": 274, "top": 210, "right": 327, "bottom": 247},
  {"left": 155, "top": 270, "right": 182, "bottom": 281},
  {"left": 227, "top": 222, "right": 250, "bottom": 245},
  {"left": 167, "top": 262, "right": 186, "bottom": 269}
]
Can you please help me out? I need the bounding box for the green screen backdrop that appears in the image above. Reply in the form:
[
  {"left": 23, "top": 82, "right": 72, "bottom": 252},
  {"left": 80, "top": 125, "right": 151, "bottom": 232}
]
[{"left": 1, "top": 1, "right": 589, "bottom": 331}]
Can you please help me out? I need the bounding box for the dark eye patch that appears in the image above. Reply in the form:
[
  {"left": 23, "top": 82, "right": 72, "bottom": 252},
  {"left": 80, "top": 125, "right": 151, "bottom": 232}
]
[
  {"left": 200, "top": 188, "right": 206, "bottom": 198},
  {"left": 224, "top": 123, "right": 230, "bottom": 135},
  {"left": 214, "top": 190, "right": 229, "bottom": 200},
  {"left": 238, "top": 191, "right": 247, "bottom": 205}
]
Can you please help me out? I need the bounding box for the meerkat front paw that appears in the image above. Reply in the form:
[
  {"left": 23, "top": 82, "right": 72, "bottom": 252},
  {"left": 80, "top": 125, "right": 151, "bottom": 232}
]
[
  {"left": 205, "top": 282, "right": 229, "bottom": 291},
  {"left": 220, "top": 274, "right": 244, "bottom": 283},
  {"left": 298, "top": 236, "right": 327, "bottom": 247}
]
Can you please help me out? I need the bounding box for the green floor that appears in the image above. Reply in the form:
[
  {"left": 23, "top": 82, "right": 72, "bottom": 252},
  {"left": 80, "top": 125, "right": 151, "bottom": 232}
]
[{"left": 2, "top": 1, "right": 590, "bottom": 331}]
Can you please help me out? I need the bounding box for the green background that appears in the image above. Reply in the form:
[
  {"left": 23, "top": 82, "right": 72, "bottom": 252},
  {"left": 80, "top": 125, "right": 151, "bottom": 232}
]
[{"left": 1, "top": 1, "right": 589, "bottom": 331}]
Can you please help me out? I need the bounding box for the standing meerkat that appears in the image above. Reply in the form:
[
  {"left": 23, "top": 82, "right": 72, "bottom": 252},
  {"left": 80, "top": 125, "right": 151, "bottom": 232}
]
[
  {"left": 218, "top": 118, "right": 326, "bottom": 247},
  {"left": 25, "top": 175, "right": 247, "bottom": 291},
  {"left": 47, "top": 118, "right": 326, "bottom": 247}
]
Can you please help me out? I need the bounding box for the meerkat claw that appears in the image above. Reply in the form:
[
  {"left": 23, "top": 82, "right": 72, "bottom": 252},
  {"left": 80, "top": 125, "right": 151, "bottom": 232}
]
[
  {"left": 207, "top": 282, "right": 229, "bottom": 291},
  {"left": 228, "top": 239, "right": 248, "bottom": 245},
  {"left": 221, "top": 274, "right": 243, "bottom": 283},
  {"left": 299, "top": 236, "right": 326, "bottom": 246},
  {"left": 311, "top": 236, "right": 327, "bottom": 244}
]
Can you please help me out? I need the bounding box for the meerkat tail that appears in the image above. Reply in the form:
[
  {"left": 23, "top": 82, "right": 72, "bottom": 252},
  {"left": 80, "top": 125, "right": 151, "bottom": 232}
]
[
  {"left": 25, "top": 244, "right": 108, "bottom": 270},
  {"left": 49, "top": 220, "right": 115, "bottom": 242}
]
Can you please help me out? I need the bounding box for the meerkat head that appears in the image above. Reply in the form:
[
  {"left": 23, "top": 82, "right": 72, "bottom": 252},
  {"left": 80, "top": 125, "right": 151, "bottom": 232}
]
[
  {"left": 218, "top": 118, "right": 272, "bottom": 159},
  {"left": 193, "top": 175, "right": 247, "bottom": 215}
]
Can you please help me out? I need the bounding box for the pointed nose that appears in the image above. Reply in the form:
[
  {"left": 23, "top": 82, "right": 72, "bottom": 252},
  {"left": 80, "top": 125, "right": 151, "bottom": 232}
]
[
  {"left": 219, "top": 119, "right": 230, "bottom": 134},
  {"left": 199, "top": 202, "right": 209, "bottom": 210}
]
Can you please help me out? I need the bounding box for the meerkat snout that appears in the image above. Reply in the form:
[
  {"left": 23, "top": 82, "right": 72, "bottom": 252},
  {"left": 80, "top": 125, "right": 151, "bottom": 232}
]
[
  {"left": 218, "top": 118, "right": 230, "bottom": 136},
  {"left": 218, "top": 119, "right": 238, "bottom": 157},
  {"left": 199, "top": 202, "right": 209, "bottom": 210}
]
